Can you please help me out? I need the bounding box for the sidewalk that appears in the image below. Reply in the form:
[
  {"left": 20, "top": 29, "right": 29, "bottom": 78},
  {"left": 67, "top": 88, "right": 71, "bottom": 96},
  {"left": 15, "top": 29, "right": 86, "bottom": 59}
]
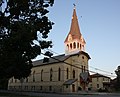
[{"left": 0, "top": 90, "right": 120, "bottom": 97}]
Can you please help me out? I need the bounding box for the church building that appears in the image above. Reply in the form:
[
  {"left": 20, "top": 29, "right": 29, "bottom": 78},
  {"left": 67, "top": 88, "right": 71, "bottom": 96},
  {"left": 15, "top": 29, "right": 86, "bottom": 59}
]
[{"left": 8, "top": 6, "right": 91, "bottom": 93}]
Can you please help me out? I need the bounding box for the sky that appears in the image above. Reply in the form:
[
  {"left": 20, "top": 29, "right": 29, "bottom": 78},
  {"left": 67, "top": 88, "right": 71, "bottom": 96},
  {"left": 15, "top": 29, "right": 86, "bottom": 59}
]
[
  {"left": 1, "top": 0, "right": 120, "bottom": 78},
  {"left": 41, "top": 0, "right": 120, "bottom": 78}
]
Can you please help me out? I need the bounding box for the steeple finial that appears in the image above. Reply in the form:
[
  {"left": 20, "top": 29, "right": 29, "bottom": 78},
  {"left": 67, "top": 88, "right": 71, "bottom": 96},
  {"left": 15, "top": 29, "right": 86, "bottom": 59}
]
[
  {"left": 73, "top": 3, "right": 76, "bottom": 9},
  {"left": 64, "top": 5, "right": 86, "bottom": 55}
]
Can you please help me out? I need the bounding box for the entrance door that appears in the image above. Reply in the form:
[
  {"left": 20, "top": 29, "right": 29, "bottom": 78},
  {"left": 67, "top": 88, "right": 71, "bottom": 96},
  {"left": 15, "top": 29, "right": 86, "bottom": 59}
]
[{"left": 72, "top": 84, "right": 75, "bottom": 92}]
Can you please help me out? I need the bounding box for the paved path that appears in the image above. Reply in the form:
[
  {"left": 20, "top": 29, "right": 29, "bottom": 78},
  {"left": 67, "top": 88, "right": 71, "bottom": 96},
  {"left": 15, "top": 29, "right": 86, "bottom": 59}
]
[
  {"left": 23, "top": 92, "right": 120, "bottom": 97},
  {"left": 0, "top": 90, "right": 120, "bottom": 97}
]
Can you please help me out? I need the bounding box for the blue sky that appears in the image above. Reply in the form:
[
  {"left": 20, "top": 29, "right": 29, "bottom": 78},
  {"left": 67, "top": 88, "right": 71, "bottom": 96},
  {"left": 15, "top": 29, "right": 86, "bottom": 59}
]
[
  {"left": 2, "top": 0, "right": 120, "bottom": 78},
  {"left": 43, "top": 0, "right": 120, "bottom": 78}
]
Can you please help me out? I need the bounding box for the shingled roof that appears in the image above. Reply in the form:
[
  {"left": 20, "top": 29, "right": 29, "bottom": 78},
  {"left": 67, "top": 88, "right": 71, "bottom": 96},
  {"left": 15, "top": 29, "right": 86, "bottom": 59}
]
[
  {"left": 33, "top": 54, "right": 68, "bottom": 67},
  {"left": 33, "top": 51, "right": 90, "bottom": 67},
  {"left": 90, "top": 73, "right": 110, "bottom": 79},
  {"left": 64, "top": 7, "right": 85, "bottom": 43}
]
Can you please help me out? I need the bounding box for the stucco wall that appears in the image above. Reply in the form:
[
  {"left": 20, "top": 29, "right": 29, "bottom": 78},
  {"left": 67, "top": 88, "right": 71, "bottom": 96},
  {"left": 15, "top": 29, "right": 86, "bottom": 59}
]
[
  {"left": 89, "top": 76, "right": 111, "bottom": 91},
  {"left": 8, "top": 53, "right": 89, "bottom": 92}
]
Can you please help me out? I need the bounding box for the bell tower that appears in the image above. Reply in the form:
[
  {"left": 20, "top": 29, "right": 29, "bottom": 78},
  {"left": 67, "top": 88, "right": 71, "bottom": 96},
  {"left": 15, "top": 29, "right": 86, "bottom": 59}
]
[{"left": 64, "top": 6, "right": 86, "bottom": 55}]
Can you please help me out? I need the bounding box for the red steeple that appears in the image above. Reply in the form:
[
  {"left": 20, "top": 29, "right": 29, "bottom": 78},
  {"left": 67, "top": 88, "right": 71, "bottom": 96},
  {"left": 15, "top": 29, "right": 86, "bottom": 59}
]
[
  {"left": 64, "top": 6, "right": 86, "bottom": 55},
  {"left": 64, "top": 7, "right": 83, "bottom": 43}
]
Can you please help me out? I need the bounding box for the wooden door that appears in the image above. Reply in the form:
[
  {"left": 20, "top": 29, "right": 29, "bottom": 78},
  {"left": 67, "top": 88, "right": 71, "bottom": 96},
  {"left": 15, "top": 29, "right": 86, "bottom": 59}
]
[{"left": 72, "top": 84, "right": 75, "bottom": 92}]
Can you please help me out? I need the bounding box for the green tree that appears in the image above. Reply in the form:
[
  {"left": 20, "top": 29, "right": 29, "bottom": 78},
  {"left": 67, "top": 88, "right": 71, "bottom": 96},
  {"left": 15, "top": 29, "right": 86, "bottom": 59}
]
[
  {"left": 0, "top": 0, "right": 54, "bottom": 80},
  {"left": 115, "top": 66, "right": 120, "bottom": 91}
]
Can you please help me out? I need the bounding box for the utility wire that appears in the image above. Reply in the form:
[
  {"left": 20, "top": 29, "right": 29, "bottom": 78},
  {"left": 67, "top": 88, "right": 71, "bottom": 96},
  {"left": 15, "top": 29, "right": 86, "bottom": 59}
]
[
  {"left": 89, "top": 66, "right": 115, "bottom": 74},
  {"left": 44, "top": 49, "right": 116, "bottom": 74},
  {"left": 41, "top": 51, "right": 116, "bottom": 78},
  {"left": 37, "top": 33, "right": 116, "bottom": 78}
]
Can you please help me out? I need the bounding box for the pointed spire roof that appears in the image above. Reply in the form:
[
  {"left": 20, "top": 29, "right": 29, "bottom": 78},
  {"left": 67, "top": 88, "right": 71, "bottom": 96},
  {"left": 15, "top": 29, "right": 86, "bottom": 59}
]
[{"left": 64, "top": 7, "right": 85, "bottom": 43}]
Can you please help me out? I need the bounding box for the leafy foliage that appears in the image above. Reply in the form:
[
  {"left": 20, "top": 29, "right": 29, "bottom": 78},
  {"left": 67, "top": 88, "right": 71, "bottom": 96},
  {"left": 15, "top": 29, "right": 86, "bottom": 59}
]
[
  {"left": 0, "top": 0, "right": 54, "bottom": 79},
  {"left": 115, "top": 66, "right": 120, "bottom": 91}
]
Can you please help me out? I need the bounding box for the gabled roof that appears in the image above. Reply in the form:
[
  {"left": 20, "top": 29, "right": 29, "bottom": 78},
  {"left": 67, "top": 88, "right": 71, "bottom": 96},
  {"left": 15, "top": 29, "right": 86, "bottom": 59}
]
[
  {"left": 90, "top": 73, "right": 110, "bottom": 79},
  {"left": 33, "top": 51, "right": 90, "bottom": 67},
  {"left": 33, "top": 54, "right": 69, "bottom": 67},
  {"left": 63, "top": 79, "right": 77, "bottom": 85},
  {"left": 111, "top": 78, "right": 117, "bottom": 84},
  {"left": 64, "top": 7, "right": 85, "bottom": 43}
]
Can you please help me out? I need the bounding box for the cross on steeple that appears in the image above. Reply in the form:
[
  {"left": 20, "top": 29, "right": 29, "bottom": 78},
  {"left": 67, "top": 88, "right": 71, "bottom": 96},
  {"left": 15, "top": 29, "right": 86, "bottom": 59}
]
[{"left": 73, "top": 3, "right": 76, "bottom": 8}]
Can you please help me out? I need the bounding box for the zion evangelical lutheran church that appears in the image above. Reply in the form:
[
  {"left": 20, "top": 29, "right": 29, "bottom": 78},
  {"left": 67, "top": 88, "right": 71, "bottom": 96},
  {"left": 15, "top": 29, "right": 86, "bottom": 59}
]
[{"left": 8, "top": 7, "right": 91, "bottom": 93}]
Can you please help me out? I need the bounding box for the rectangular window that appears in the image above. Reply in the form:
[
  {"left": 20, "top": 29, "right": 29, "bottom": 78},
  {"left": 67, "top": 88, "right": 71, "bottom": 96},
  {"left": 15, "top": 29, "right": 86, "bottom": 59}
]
[
  {"left": 33, "top": 86, "right": 35, "bottom": 90},
  {"left": 41, "top": 70, "right": 43, "bottom": 81},
  {"left": 33, "top": 76, "right": 35, "bottom": 82},
  {"left": 84, "top": 66, "right": 85, "bottom": 72},
  {"left": 58, "top": 68, "right": 61, "bottom": 81},
  {"left": 31, "top": 86, "right": 35, "bottom": 91},
  {"left": 49, "top": 86, "right": 52, "bottom": 91},
  {"left": 81, "top": 65, "right": 83, "bottom": 73},
  {"left": 33, "top": 71, "right": 35, "bottom": 82},
  {"left": 50, "top": 69, "right": 53, "bottom": 81},
  {"left": 15, "top": 79, "right": 17, "bottom": 83},
  {"left": 90, "top": 84, "right": 92, "bottom": 87},
  {"left": 67, "top": 68, "right": 69, "bottom": 79},
  {"left": 40, "top": 86, "right": 42, "bottom": 90},
  {"left": 97, "top": 77, "right": 99, "bottom": 81},
  {"left": 73, "top": 70, "right": 75, "bottom": 78},
  {"left": 103, "top": 78, "right": 104, "bottom": 81},
  {"left": 66, "top": 85, "right": 68, "bottom": 88},
  {"left": 97, "top": 84, "right": 99, "bottom": 88},
  {"left": 25, "top": 86, "right": 28, "bottom": 90}
]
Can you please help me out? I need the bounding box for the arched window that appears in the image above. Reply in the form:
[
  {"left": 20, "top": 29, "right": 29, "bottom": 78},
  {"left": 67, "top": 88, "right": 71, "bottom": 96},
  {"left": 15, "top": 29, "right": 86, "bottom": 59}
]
[
  {"left": 77, "top": 42, "right": 79, "bottom": 48},
  {"left": 33, "top": 70, "right": 35, "bottom": 82},
  {"left": 11, "top": 78, "right": 13, "bottom": 83},
  {"left": 26, "top": 78, "right": 28, "bottom": 82},
  {"left": 70, "top": 43, "right": 72, "bottom": 49},
  {"left": 81, "top": 65, "right": 83, "bottom": 73},
  {"left": 73, "top": 42, "right": 76, "bottom": 49},
  {"left": 73, "top": 70, "right": 75, "bottom": 79},
  {"left": 82, "top": 45, "right": 84, "bottom": 50},
  {"left": 67, "top": 44, "right": 69, "bottom": 50},
  {"left": 50, "top": 68, "right": 53, "bottom": 81},
  {"left": 41, "top": 69, "right": 43, "bottom": 81},
  {"left": 58, "top": 68, "right": 61, "bottom": 81},
  {"left": 80, "top": 44, "right": 81, "bottom": 50},
  {"left": 66, "top": 68, "right": 69, "bottom": 79},
  {"left": 84, "top": 66, "right": 86, "bottom": 72}
]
